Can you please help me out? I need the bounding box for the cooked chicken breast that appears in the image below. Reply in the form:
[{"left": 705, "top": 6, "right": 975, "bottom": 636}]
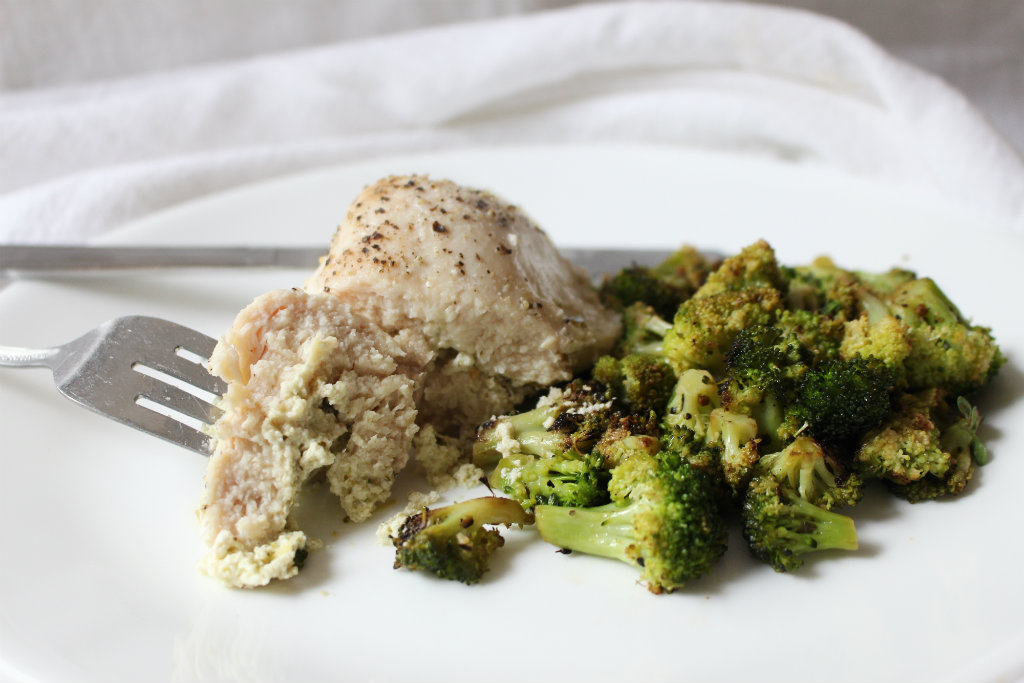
[
  {"left": 198, "top": 288, "right": 427, "bottom": 588},
  {"left": 306, "top": 175, "right": 621, "bottom": 386}
]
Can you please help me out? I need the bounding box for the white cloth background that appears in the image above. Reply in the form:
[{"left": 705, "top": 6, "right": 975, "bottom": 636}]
[{"left": 1, "top": 0, "right": 1022, "bottom": 243}]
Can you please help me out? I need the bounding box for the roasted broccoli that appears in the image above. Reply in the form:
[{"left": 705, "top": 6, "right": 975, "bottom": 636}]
[
  {"left": 692, "top": 239, "right": 788, "bottom": 297},
  {"left": 663, "top": 368, "right": 721, "bottom": 439},
  {"left": 664, "top": 287, "right": 783, "bottom": 374},
  {"left": 489, "top": 450, "right": 610, "bottom": 509},
  {"left": 719, "top": 323, "right": 807, "bottom": 444},
  {"left": 593, "top": 412, "right": 662, "bottom": 468},
  {"left": 453, "top": 239, "right": 1003, "bottom": 590},
  {"left": 473, "top": 379, "right": 616, "bottom": 467},
  {"left": 616, "top": 302, "right": 675, "bottom": 357},
  {"left": 650, "top": 244, "right": 715, "bottom": 293},
  {"left": 592, "top": 352, "right": 677, "bottom": 415},
  {"left": 599, "top": 245, "right": 713, "bottom": 319},
  {"left": 660, "top": 365, "right": 761, "bottom": 502},
  {"left": 661, "top": 408, "right": 760, "bottom": 507},
  {"left": 535, "top": 450, "right": 728, "bottom": 593},
  {"left": 835, "top": 268, "right": 1003, "bottom": 396},
  {"left": 887, "top": 277, "right": 1004, "bottom": 395},
  {"left": 392, "top": 497, "right": 534, "bottom": 584},
  {"left": 855, "top": 389, "right": 987, "bottom": 501},
  {"left": 741, "top": 474, "right": 859, "bottom": 572},
  {"left": 789, "top": 356, "right": 896, "bottom": 451},
  {"left": 599, "top": 265, "right": 690, "bottom": 320},
  {"left": 756, "top": 436, "right": 862, "bottom": 509}
]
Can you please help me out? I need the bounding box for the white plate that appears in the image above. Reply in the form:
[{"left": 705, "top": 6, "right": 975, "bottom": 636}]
[{"left": 1, "top": 145, "right": 1022, "bottom": 683}]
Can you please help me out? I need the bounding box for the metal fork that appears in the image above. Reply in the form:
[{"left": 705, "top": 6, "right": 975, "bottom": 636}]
[{"left": 0, "top": 316, "right": 226, "bottom": 455}]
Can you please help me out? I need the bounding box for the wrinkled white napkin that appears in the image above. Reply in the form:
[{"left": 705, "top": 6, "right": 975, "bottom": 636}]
[{"left": 2, "top": 1, "right": 1022, "bottom": 243}]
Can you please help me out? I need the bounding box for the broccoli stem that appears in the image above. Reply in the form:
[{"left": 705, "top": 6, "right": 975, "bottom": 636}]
[
  {"left": 779, "top": 495, "right": 859, "bottom": 552},
  {"left": 534, "top": 502, "right": 636, "bottom": 563},
  {"left": 516, "top": 430, "right": 569, "bottom": 457}
]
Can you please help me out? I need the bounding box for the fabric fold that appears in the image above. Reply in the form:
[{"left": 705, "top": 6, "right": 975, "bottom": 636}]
[{"left": 1, "top": 1, "right": 1021, "bottom": 242}]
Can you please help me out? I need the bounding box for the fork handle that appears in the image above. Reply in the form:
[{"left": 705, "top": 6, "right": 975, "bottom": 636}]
[{"left": 0, "top": 345, "right": 59, "bottom": 368}]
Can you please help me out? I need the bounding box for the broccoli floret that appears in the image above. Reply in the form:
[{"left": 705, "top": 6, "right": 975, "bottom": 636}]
[
  {"left": 692, "top": 239, "right": 788, "bottom": 297},
  {"left": 489, "top": 451, "right": 610, "bottom": 509},
  {"left": 593, "top": 413, "right": 662, "bottom": 468},
  {"left": 663, "top": 368, "right": 721, "bottom": 439},
  {"left": 722, "top": 324, "right": 806, "bottom": 400},
  {"left": 535, "top": 451, "right": 728, "bottom": 593},
  {"left": 887, "top": 277, "right": 1004, "bottom": 395},
  {"left": 719, "top": 323, "right": 807, "bottom": 446},
  {"left": 599, "top": 245, "right": 713, "bottom": 319},
  {"left": 599, "top": 265, "right": 690, "bottom": 320},
  {"left": 855, "top": 389, "right": 987, "bottom": 501},
  {"left": 473, "top": 379, "right": 616, "bottom": 468},
  {"left": 775, "top": 308, "right": 844, "bottom": 365},
  {"left": 392, "top": 497, "right": 534, "bottom": 584},
  {"left": 783, "top": 260, "right": 857, "bottom": 320},
  {"left": 838, "top": 272, "right": 1001, "bottom": 395},
  {"left": 789, "top": 357, "right": 896, "bottom": 451},
  {"left": 742, "top": 474, "right": 859, "bottom": 572},
  {"left": 756, "top": 436, "right": 862, "bottom": 509},
  {"left": 659, "top": 406, "right": 759, "bottom": 507},
  {"left": 839, "top": 310, "right": 913, "bottom": 386},
  {"left": 592, "top": 353, "right": 677, "bottom": 415},
  {"left": 650, "top": 244, "right": 715, "bottom": 293},
  {"left": 616, "top": 302, "right": 675, "bottom": 357},
  {"left": 784, "top": 256, "right": 863, "bottom": 321},
  {"left": 706, "top": 407, "right": 761, "bottom": 495},
  {"left": 664, "top": 287, "right": 783, "bottom": 374},
  {"left": 854, "top": 266, "right": 918, "bottom": 294}
]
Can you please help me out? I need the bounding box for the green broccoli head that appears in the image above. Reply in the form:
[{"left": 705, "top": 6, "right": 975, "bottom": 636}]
[
  {"left": 616, "top": 302, "right": 675, "bottom": 357},
  {"left": 664, "top": 287, "right": 783, "bottom": 374},
  {"left": 774, "top": 309, "right": 844, "bottom": 365},
  {"left": 756, "top": 436, "right": 862, "bottom": 509},
  {"left": 489, "top": 451, "right": 610, "bottom": 509},
  {"left": 888, "top": 277, "right": 1004, "bottom": 395},
  {"left": 599, "top": 265, "right": 690, "bottom": 320},
  {"left": 784, "top": 256, "right": 865, "bottom": 321},
  {"left": 593, "top": 412, "right": 663, "bottom": 468},
  {"left": 693, "top": 239, "right": 788, "bottom": 297},
  {"left": 719, "top": 323, "right": 811, "bottom": 447},
  {"left": 854, "top": 389, "right": 985, "bottom": 501},
  {"left": 658, "top": 405, "right": 758, "bottom": 507},
  {"left": 535, "top": 450, "right": 728, "bottom": 593},
  {"left": 650, "top": 244, "right": 715, "bottom": 293},
  {"left": 844, "top": 275, "right": 1002, "bottom": 396},
  {"left": 839, "top": 310, "right": 913, "bottom": 387},
  {"left": 789, "top": 356, "right": 896, "bottom": 450},
  {"left": 599, "top": 245, "right": 713, "bottom": 319},
  {"left": 722, "top": 323, "right": 807, "bottom": 399},
  {"left": 392, "top": 497, "right": 534, "bottom": 584},
  {"left": 741, "top": 474, "right": 858, "bottom": 572},
  {"left": 592, "top": 353, "right": 677, "bottom": 416},
  {"left": 473, "top": 379, "right": 616, "bottom": 467}
]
